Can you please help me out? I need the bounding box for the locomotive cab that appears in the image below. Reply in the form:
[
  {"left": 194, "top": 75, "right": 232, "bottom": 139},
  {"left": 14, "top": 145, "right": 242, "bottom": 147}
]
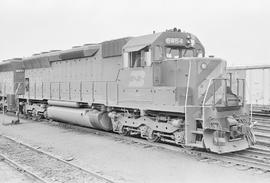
[{"left": 123, "top": 29, "right": 205, "bottom": 69}]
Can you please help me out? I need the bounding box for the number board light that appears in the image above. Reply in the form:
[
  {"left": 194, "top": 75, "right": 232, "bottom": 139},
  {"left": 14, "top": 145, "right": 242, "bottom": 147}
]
[
  {"left": 16, "top": 69, "right": 24, "bottom": 73},
  {"left": 165, "top": 38, "right": 184, "bottom": 45}
]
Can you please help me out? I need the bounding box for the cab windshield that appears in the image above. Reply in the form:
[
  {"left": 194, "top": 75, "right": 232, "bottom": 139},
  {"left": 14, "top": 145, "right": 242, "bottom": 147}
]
[{"left": 165, "top": 47, "right": 194, "bottom": 58}]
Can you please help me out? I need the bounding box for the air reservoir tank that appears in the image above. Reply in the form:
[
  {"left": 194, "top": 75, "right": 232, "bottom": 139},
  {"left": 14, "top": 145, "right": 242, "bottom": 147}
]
[
  {"left": 48, "top": 100, "right": 83, "bottom": 108},
  {"left": 47, "top": 106, "right": 113, "bottom": 131}
]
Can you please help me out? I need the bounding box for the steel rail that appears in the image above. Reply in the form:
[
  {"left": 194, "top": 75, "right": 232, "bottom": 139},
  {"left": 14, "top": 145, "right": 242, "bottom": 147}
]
[
  {"left": 2, "top": 113, "right": 270, "bottom": 174},
  {"left": 45, "top": 120, "right": 270, "bottom": 173},
  {"left": 240, "top": 148, "right": 270, "bottom": 157},
  {"left": 0, "top": 134, "right": 115, "bottom": 183},
  {"left": 254, "top": 127, "right": 270, "bottom": 134},
  {"left": 0, "top": 153, "right": 49, "bottom": 183},
  {"left": 252, "top": 111, "right": 270, "bottom": 118}
]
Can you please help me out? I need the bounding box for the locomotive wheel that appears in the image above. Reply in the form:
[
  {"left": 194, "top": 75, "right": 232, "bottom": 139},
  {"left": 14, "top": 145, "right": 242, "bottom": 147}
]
[
  {"left": 173, "top": 131, "right": 185, "bottom": 145},
  {"left": 146, "top": 130, "right": 160, "bottom": 143},
  {"left": 4, "top": 106, "right": 7, "bottom": 113},
  {"left": 25, "top": 113, "right": 31, "bottom": 120},
  {"left": 43, "top": 111, "right": 48, "bottom": 119},
  {"left": 35, "top": 114, "right": 42, "bottom": 121},
  {"left": 147, "top": 134, "right": 160, "bottom": 143},
  {"left": 119, "top": 126, "right": 130, "bottom": 136}
]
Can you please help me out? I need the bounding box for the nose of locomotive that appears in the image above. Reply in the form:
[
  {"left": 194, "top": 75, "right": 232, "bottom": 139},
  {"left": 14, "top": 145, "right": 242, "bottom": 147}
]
[{"left": 203, "top": 116, "right": 255, "bottom": 154}]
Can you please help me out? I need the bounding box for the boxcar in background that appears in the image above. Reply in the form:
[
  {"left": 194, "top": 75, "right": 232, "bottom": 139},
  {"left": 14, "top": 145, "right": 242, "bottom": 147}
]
[
  {"left": 228, "top": 65, "right": 270, "bottom": 107},
  {"left": 0, "top": 58, "right": 25, "bottom": 96}
]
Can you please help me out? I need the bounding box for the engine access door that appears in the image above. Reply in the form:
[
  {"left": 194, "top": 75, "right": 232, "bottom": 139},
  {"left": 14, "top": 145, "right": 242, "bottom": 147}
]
[{"left": 14, "top": 69, "right": 25, "bottom": 95}]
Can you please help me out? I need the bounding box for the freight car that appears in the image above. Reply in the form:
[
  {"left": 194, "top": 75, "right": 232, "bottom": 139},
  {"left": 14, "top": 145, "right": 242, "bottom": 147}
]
[
  {"left": 0, "top": 58, "right": 25, "bottom": 112},
  {"left": 228, "top": 65, "right": 270, "bottom": 110},
  {"left": 0, "top": 28, "right": 255, "bottom": 153}
]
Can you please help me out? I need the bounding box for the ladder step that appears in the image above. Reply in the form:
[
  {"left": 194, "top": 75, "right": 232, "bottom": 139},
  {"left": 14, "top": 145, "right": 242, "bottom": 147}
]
[
  {"left": 195, "top": 118, "right": 203, "bottom": 121},
  {"left": 192, "top": 130, "right": 203, "bottom": 135},
  {"left": 186, "top": 142, "right": 204, "bottom": 148}
]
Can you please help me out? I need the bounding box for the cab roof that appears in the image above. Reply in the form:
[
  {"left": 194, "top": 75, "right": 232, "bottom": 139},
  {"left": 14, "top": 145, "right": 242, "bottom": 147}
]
[
  {"left": 123, "top": 33, "right": 162, "bottom": 52},
  {"left": 122, "top": 30, "right": 205, "bottom": 53}
]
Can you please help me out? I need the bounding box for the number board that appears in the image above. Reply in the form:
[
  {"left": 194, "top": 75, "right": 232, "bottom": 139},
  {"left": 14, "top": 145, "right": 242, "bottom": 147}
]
[{"left": 165, "top": 38, "right": 184, "bottom": 45}]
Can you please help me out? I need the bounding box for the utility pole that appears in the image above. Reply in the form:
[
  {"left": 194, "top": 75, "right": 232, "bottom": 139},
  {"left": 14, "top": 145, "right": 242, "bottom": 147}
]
[
  {"left": 12, "top": 82, "right": 22, "bottom": 124},
  {"left": 1, "top": 83, "right": 5, "bottom": 124}
]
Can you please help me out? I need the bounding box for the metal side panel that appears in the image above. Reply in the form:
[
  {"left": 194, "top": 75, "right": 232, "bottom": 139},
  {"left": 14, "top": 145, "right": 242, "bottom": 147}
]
[
  {"left": 51, "top": 82, "right": 60, "bottom": 100},
  {"left": 152, "top": 87, "right": 176, "bottom": 106},
  {"left": 107, "top": 82, "right": 118, "bottom": 105},
  {"left": 35, "top": 82, "right": 43, "bottom": 99},
  {"left": 118, "top": 87, "right": 153, "bottom": 104},
  {"left": 60, "top": 82, "right": 70, "bottom": 101},
  {"left": 70, "top": 81, "right": 81, "bottom": 101},
  {"left": 93, "top": 82, "right": 107, "bottom": 104},
  {"left": 42, "top": 82, "right": 50, "bottom": 99},
  {"left": 29, "top": 82, "right": 36, "bottom": 99},
  {"left": 81, "top": 81, "right": 94, "bottom": 103}
]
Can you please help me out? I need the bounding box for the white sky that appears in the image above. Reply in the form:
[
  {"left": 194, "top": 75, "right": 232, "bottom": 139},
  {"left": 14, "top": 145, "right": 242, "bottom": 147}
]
[{"left": 0, "top": 0, "right": 269, "bottom": 66}]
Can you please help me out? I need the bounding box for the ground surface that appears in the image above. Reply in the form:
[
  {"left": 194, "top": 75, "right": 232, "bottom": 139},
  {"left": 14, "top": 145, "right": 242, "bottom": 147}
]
[
  {"left": 0, "top": 160, "right": 36, "bottom": 183},
  {"left": 0, "top": 114, "right": 270, "bottom": 183}
]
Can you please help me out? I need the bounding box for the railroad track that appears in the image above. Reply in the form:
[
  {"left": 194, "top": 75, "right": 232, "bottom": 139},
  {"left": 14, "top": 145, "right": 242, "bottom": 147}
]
[
  {"left": 0, "top": 133, "right": 114, "bottom": 183},
  {"left": 0, "top": 153, "right": 48, "bottom": 183},
  {"left": 252, "top": 113, "right": 270, "bottom": 147},
  {"left": 1, "top": 113, "right": 270, "bottom": 177},
  {"left": 40, "top": 119, "right": 270, "bottom": 174},
  {"left": 194, "top": 147, "right": 270, "bottom": 173},
  {"left": 252, "top": 110, "right": 270, "bottom": 118}
]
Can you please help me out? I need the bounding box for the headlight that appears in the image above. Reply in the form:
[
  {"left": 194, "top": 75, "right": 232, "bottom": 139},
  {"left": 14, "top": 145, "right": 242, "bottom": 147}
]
[{"left": 201, "top": 62, "right": 207, "bottom": 70}]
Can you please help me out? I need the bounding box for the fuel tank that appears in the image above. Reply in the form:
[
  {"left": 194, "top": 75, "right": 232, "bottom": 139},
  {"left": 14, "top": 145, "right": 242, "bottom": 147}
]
[{"left": 47, "top": 106, "right": 113, "bottom": 131}]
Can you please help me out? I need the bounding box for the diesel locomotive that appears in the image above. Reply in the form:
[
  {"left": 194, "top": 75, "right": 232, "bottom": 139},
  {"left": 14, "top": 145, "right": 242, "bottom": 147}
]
[{"left": 0, "top": 28, "right": 255, "bottom": 153}]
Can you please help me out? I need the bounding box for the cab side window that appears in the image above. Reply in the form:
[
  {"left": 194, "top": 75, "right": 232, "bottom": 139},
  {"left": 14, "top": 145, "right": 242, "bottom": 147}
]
[
  {"left": 131, "top": 51, "right": 142, "bottom": 67},
  {"left": 153, "top": 46, "right": 162, "bottom": 61},
  {"left": 25, "top": 78, "right": 29, "bottom": 92},
  {"left": 129, "top": 47, "right": 151, "bottom": 68}
]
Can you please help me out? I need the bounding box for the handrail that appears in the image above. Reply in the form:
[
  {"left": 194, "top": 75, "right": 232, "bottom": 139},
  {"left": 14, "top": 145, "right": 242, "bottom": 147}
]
[
  {"left": 201, "top": 78, "right": 214, "bottom": 128},
  {"left": 184, "top": 60, "right": 191, "bottom": 110},
  {"left": 184, "top": 60, "right": 191, "bottom": 144},
  {"left": 202, "top": 78, "right": 213, "bottom": 107}
]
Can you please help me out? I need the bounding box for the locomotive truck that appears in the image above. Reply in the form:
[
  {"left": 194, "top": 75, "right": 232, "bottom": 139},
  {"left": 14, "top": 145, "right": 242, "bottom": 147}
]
[{"left": 0, "top": 28, "right": 255, "bottom": 153}]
